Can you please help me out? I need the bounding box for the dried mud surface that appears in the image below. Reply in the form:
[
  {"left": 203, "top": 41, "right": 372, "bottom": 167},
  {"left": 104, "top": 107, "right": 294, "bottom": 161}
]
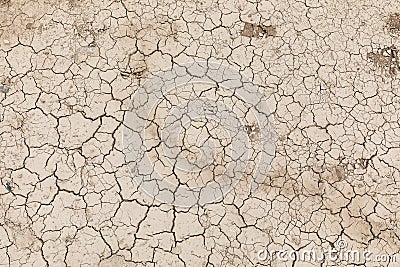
[{"left": 0, "top": 0, "right": 400, "bottom": 266}]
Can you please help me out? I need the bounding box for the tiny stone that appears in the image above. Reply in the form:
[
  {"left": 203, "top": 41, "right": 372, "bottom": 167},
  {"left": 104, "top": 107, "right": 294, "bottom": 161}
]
[
  {"left": 3, "top": 39, "right": 10, "bottom": 45},
  {"left": 1, "top": 85, "right": 9, "bottom": 93},
  {"left": 5, "top": 181, "right": 11, "bottom": 192}
]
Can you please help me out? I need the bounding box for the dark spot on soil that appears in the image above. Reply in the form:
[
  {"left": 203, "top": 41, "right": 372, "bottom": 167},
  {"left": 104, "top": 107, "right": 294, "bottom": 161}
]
[
  {"left": 26, "top": 23, "right": 34, "bottom": 30},
  {"left": 357, "top": 158, "right": 369, "bottom": 169},
  {"left": 120, "top": 66, "right": 147, "bottom": 79},
  {"left": 132, "top": 66, "right": 147, "bottom": 77},
  {"left": 367, "top": 45, "right": 400, "bottom": 76},
  {"left": 5, "top": 181, "right": 12, "bottom": 192},
  {"left": 386, "top": 13, "right": 400, "bottom": 35},
  {"left": 334, "top": 165, "right": 347, "bottom": 181},
  {"left": 245, "top": 123, "right": 260, "bottom": 141},
  {"left": 241, "top": 22, "right": 276, "bottom": 38}
]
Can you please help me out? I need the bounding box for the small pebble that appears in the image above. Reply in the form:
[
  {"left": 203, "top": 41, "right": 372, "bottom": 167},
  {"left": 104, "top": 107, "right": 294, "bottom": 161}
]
[
  {"left": 5, "top": 181, "right": 11, "bottom": 192},
  {"left": 3, "top": 39, "right": 10, "bottom": 45},
  {"left": 1, "top": 85, "right": 9, "bottom": 93}
]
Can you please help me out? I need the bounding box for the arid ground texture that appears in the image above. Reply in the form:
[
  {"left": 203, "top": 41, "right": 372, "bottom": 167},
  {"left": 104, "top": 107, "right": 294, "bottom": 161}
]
[{"left": 0, "top": 0, "right": 400, "bottom": 266}]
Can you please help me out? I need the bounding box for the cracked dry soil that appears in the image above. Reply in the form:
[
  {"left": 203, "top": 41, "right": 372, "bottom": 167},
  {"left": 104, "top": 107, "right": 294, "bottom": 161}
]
[{"left": 0, "top": 0, "right": 400, "bottom": 266}]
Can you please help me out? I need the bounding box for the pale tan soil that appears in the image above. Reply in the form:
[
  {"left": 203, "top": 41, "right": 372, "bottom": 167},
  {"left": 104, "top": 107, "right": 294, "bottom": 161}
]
[{"left": 0, "top": 0, "right": 399, "bottom": 266}]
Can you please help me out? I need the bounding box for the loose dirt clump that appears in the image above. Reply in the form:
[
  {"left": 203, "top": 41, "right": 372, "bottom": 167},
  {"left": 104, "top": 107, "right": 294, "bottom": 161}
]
[
  {"left": 367, "top": 45, "right": 400, "bottom": 76},
  {"left": 245, "top": 123, "right": 260, "bottom": 141},
  {"left": 386, "top": 13, "right": 400, "bottom": 35},
  {"left": 241, "top": 22, "right": 276, "bottom": 38}
]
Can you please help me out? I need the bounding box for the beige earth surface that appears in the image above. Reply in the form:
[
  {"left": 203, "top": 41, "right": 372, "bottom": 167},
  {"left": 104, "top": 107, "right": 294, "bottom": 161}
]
[{"left": 0, "top": 0, "right": 400, "bottom": 266}]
